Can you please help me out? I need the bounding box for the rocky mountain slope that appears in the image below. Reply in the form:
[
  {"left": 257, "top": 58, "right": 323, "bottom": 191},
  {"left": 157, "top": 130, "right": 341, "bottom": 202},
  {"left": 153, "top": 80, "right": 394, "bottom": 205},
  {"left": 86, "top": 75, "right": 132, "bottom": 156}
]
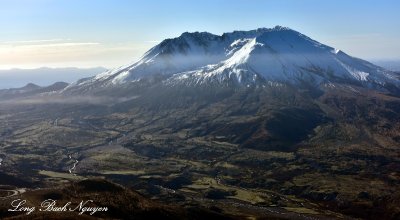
[
  {"left": 64, "top": 26, "right": 400, "bottom": 94},
  {"left": 0, "top": 82, "right": 68, "bottom": 100}
]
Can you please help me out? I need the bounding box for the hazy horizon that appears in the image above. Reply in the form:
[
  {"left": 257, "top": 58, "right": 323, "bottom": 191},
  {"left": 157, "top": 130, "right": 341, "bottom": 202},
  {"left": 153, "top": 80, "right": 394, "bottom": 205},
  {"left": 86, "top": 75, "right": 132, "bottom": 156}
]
[{"left": 0, "top": 67, "right": 107, "bottom": 89}]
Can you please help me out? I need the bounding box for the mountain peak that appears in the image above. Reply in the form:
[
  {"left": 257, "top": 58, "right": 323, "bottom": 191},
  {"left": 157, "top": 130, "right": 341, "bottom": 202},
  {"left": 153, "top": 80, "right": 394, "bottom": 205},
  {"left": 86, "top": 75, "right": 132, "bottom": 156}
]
[
  {"left": 179, "top": 31, "right": 216, "bottom": 38},
  {"left": 272, "top": 25, "right": 292, "bottom": 31},
  {"left": 23, "top": 83, "right": 41, "bottom": 90},
  {"left": 64, "top": 27, "right": 400, "bottom": 94}
]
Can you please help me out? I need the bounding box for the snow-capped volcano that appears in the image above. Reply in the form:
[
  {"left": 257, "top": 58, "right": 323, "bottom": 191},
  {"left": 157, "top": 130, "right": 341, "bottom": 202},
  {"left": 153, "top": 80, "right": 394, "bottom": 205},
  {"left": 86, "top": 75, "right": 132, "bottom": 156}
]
[{"left": 64, "top": 26, "right": 400, "bottom": 93}]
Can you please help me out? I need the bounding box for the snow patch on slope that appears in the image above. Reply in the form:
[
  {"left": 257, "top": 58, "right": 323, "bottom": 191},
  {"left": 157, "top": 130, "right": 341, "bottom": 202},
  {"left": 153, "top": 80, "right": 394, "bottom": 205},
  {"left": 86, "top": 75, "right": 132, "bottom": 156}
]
[{"left": 338, "top": 61, "right": 370, "bottom": 81}]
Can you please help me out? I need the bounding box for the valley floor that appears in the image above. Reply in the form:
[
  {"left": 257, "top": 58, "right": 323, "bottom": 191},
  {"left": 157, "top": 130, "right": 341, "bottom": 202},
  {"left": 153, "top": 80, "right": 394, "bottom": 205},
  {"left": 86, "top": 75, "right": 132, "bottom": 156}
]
[{"left": 0, "top": 86, "right": 399, "bottom": 219}]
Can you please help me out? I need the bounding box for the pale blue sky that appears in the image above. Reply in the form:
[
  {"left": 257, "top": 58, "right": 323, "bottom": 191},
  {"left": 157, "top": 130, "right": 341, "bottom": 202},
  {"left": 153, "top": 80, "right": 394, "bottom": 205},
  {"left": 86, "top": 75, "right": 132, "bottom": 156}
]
[{"left": 0, "top": 0, "right": 399, "bottom": 69}]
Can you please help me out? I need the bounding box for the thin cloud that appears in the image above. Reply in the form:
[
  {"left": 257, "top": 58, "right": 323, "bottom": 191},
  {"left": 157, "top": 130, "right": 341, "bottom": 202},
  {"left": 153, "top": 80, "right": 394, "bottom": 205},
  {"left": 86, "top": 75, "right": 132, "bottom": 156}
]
[
  {"left": 0, "top": 39, "right": 100, "bottom": 48},
  {"left": 1, "top": 39, "right": 72, "bottom": 44},
  {"left": 0, "top": 95, "right": 139, "bottom": 106},
  {"left": 144, "top": 40, "right": 161, "bottom": 44},
  {"left": 21, "top": 42, "right": 100, "bottom": 48},
  {"left": 0, "top": 40, "right": 147, "bottom": 69}
]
